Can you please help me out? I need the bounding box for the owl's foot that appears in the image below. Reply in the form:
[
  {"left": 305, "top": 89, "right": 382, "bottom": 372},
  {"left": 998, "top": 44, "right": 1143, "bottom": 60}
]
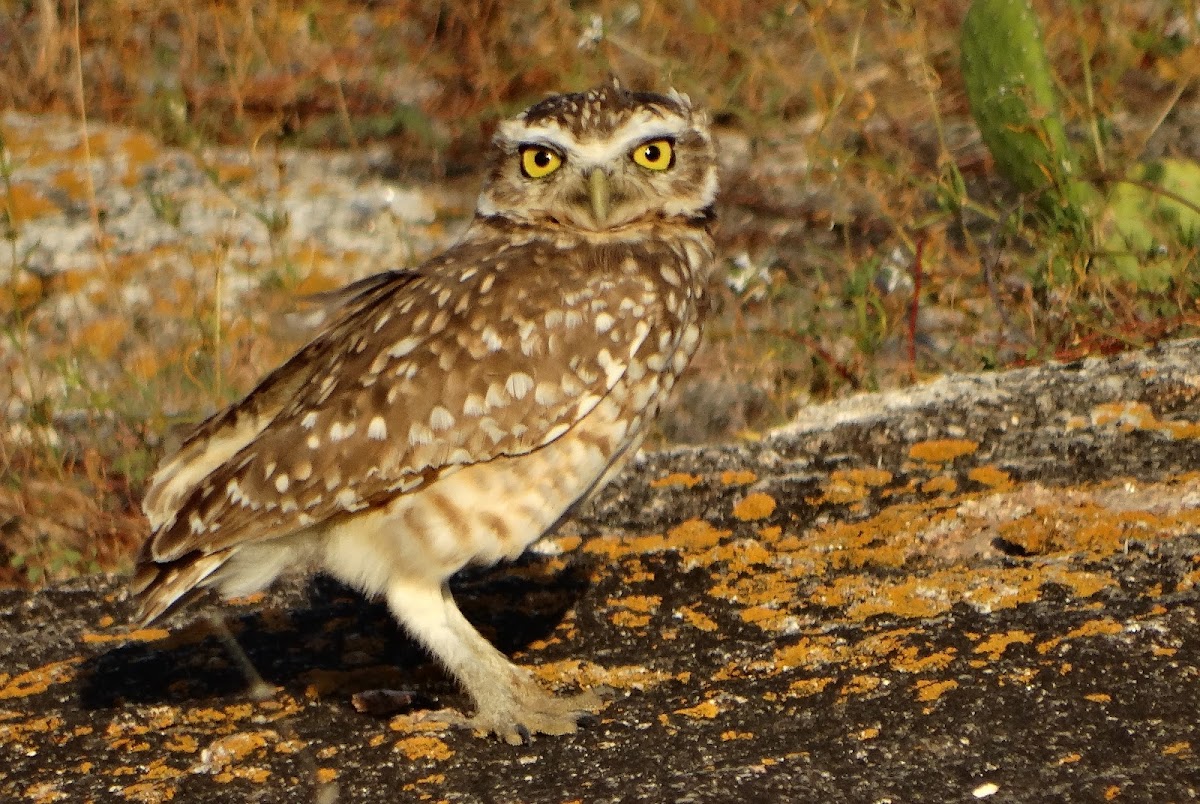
[
  {"left": 465, "top": 682, "right": 603, "bottom": 745},
  {"left": 386, "top": 579, "right": 606, "bottom": 743}
]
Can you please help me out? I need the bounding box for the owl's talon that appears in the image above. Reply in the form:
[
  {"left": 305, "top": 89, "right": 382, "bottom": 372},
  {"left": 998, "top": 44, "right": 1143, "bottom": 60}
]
[{"left": 464, "top": 685, "right": 603, "bottom": 744}]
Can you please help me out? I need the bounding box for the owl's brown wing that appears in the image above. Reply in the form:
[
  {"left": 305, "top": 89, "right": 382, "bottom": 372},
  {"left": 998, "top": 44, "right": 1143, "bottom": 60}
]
[
  {"left": 140, "top": 269, "right": 421, "bottom": 531},
  {"left": 140, "top": 232, "right": 683, "bottom": 570}
]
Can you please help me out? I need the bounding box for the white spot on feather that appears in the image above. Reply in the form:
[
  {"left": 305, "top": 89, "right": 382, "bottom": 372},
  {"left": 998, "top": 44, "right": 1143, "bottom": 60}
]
[
  {"left": 575, "top": 393, "right": 602, "bottom": 418},
  {"left": 336, "top": 487, "right": 363, "bottom": 510},
  {"left": 480, "top": 418, "right": 506, "bottom": 445},
  {"left": 389, "top": 337, "right": 421, "bottom": 358},
  {"left": 274, "top": 474, "right": 290, "bottom": 493},
  {"left": 485, "top": 382, "right": 508, "bottom": 410},
  {"left": 534, "top": 381, "right": 560, "bottom": 405},
  {"left": 409, "top": 422, "right": 434, "bottom": 446},
  {"left": 481, "top": 326, "right": 503, "bottom": 352},
  {"left": 596, "top": 349, "right": 626, "bottom": 385},
  {"left": 464, "top": 393, "right": 486, "bottom": 416},
  {"left": 329, "top": 421, "right": 356, "bottom": 442},
  {"left": 506, "top": 372, "right": 534, "bottom": 399},
  {"left": 398, "top": 475, "right": 424, "bottom": 492},
  {"left": 368, "top": 416, "right": 388, "bottom": 440},
  {"left": 448, "top": 448, "right": 474, "bottom": 464},
  {"left": 430, "top": 406, "right": 455, "bottom": 430},
  {"left": 540, "top": 422, "right": 570, "bottom": 445}
]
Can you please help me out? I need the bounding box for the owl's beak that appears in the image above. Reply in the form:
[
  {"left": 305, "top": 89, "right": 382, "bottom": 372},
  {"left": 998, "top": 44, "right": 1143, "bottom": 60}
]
[{"left": 587, "top": 169, "right": 610, "bottom": 226}]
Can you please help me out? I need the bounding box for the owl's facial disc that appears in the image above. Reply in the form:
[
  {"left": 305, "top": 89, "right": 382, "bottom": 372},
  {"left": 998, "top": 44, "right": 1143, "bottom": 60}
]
[
  {"left": 507, "top": 126, "right": 696, "bottom": 231},
  {"left": 477, "top": 83, "right": 716, "bottom": 232}
]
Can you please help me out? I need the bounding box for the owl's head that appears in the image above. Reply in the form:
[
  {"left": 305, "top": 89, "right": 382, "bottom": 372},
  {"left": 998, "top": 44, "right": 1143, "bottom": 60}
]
[{"left": 477, "top": 79, "right": 717, "bottom": 232}]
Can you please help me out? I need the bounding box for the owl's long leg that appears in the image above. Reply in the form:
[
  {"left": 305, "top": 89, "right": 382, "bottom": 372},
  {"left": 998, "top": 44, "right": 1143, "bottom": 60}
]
[{"left": 385, "top": 577, "right": 601, "bottom": 744}]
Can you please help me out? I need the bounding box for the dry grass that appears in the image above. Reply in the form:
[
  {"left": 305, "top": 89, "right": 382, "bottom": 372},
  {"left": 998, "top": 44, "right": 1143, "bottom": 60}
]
[{"left": 1, "top": 0, "right": 1197, "bottom": 585}]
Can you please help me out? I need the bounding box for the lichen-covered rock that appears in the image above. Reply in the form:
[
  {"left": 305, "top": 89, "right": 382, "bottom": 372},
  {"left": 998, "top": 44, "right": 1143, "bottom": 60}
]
[{"left": 4, "top": 340, "right": 1200, "bottom": 801}]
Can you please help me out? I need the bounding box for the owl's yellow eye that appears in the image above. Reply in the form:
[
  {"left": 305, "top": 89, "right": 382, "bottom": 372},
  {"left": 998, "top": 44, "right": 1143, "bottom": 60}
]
[
  {"left": 519, "top": 146, "right": 563, "bottom": 179},
  {"left": 631, "top": 138, "right": 674, "bottom": 171}
]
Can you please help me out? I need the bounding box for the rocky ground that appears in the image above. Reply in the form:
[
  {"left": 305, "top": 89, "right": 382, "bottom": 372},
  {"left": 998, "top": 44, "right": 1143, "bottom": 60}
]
[{"left": 3, "top": 339, "right": 1199, "bottom": 802}]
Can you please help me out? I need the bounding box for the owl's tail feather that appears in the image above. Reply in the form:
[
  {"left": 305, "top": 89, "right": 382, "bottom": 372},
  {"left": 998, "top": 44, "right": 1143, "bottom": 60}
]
[{"left": 130, "top": 550, "right": 231, "bottom": 627}]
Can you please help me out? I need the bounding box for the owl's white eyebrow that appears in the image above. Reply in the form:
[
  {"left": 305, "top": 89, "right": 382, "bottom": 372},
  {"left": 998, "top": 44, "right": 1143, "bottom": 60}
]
[{"left": 503, "top": 118, "right": 686, "bottom": 167}]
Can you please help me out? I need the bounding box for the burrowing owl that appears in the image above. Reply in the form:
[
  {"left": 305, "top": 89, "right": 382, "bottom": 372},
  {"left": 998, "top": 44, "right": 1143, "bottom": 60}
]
[{"left": 133, "top": 78, "right": 717, "bottom": 743}]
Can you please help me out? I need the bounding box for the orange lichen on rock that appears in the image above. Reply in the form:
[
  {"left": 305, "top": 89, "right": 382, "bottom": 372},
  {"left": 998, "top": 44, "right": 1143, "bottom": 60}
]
[
  {"left": 401, "top": 773, "right": 448, "bottom": 794},
  {"left": 674, "top": 699, "right": 721, "bottom": 719},
  {"left": 676, "top": 606, "right": 719, "bottom": 632},
  {"left": 3, "top": 182, "right": 58, "bottom": 223},
  {"left": 213, "top": 765, "right": 271, "bottom": 784},
  {"left": 914, "top": 678, "right": 958, "bottom": 702},
  {"left": 0, "top": 658, "right": 83, "bottom": 700},
  {"left": 972, "top": 630, "right": 1034, "bottom": 660},
  {"left": 733, "top": 492, "right": 777, "bottom": 521},
  {"left": 920, "top": 475, "right": 957, "bottom": 495},
  {"left": 1037, "top": 618, "right": 1124, "bottom": 654},
  {"left": 606, "top": 594, "right": 661, "bottom": 629},
  {"left": 1090, "top": 401, "right": 1200, "bottom": 439},
  {"left": 118, "top": 780, "right": 179, "bottom": 802},
  {"left": 836, "top": 468, "right": 894, "bottom": 488},
  {"left": 720, "top": 469, "right": 757, "bottom": 485},
  {"left": 841, "top": 675, "right": 884, "bottom": 697},
  {"left": 650, "top": 472, "right": 702, "bottom": 489},
  {"left": 227, "top": 592, "right": 268, "bottom": 608},
  {"left": 530, "top": 659, "right": 675, "bottom": 692},
  {"left": 773, "top": 636, "right": 854, "bottom": 670},
  {"left": 738, "top": 605, "right": 787, "bottom": 629},
  {"left": 0, "top": 714, "right": 65, "bottom": 746},
  {"left": 819, "top": 468, "right": 892, "bottom": 504},
  {"left": 787, "top": 677, "right": 835, "bottom": 697},
  {"left": 164, "top": 734, "right": 198, "bottom": 754},
  {"left": 668, "top": 518, "right": 729, "bottom": 550},
  {"left": 394, "top": 735, "right": 454, "bottom": 761},
  {"left": 908, "top": 439, "right": 978, "bottom": 463},
  {"left": 968, "top": 466, "right": 1012, "bottom": 489},
  {"left": 204, "top": 731, "right": 272, "bottom": 766}
]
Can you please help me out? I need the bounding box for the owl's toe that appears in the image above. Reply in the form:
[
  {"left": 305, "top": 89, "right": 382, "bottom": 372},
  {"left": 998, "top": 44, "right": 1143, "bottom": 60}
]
[{"left": 468, "top": 685, "right": 604, "bottom": 744}]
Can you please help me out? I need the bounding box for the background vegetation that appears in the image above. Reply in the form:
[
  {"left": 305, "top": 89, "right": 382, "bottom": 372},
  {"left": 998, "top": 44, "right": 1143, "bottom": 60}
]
[{"left": 1, "top": 0, "right": 1197, "bottom": 585}]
